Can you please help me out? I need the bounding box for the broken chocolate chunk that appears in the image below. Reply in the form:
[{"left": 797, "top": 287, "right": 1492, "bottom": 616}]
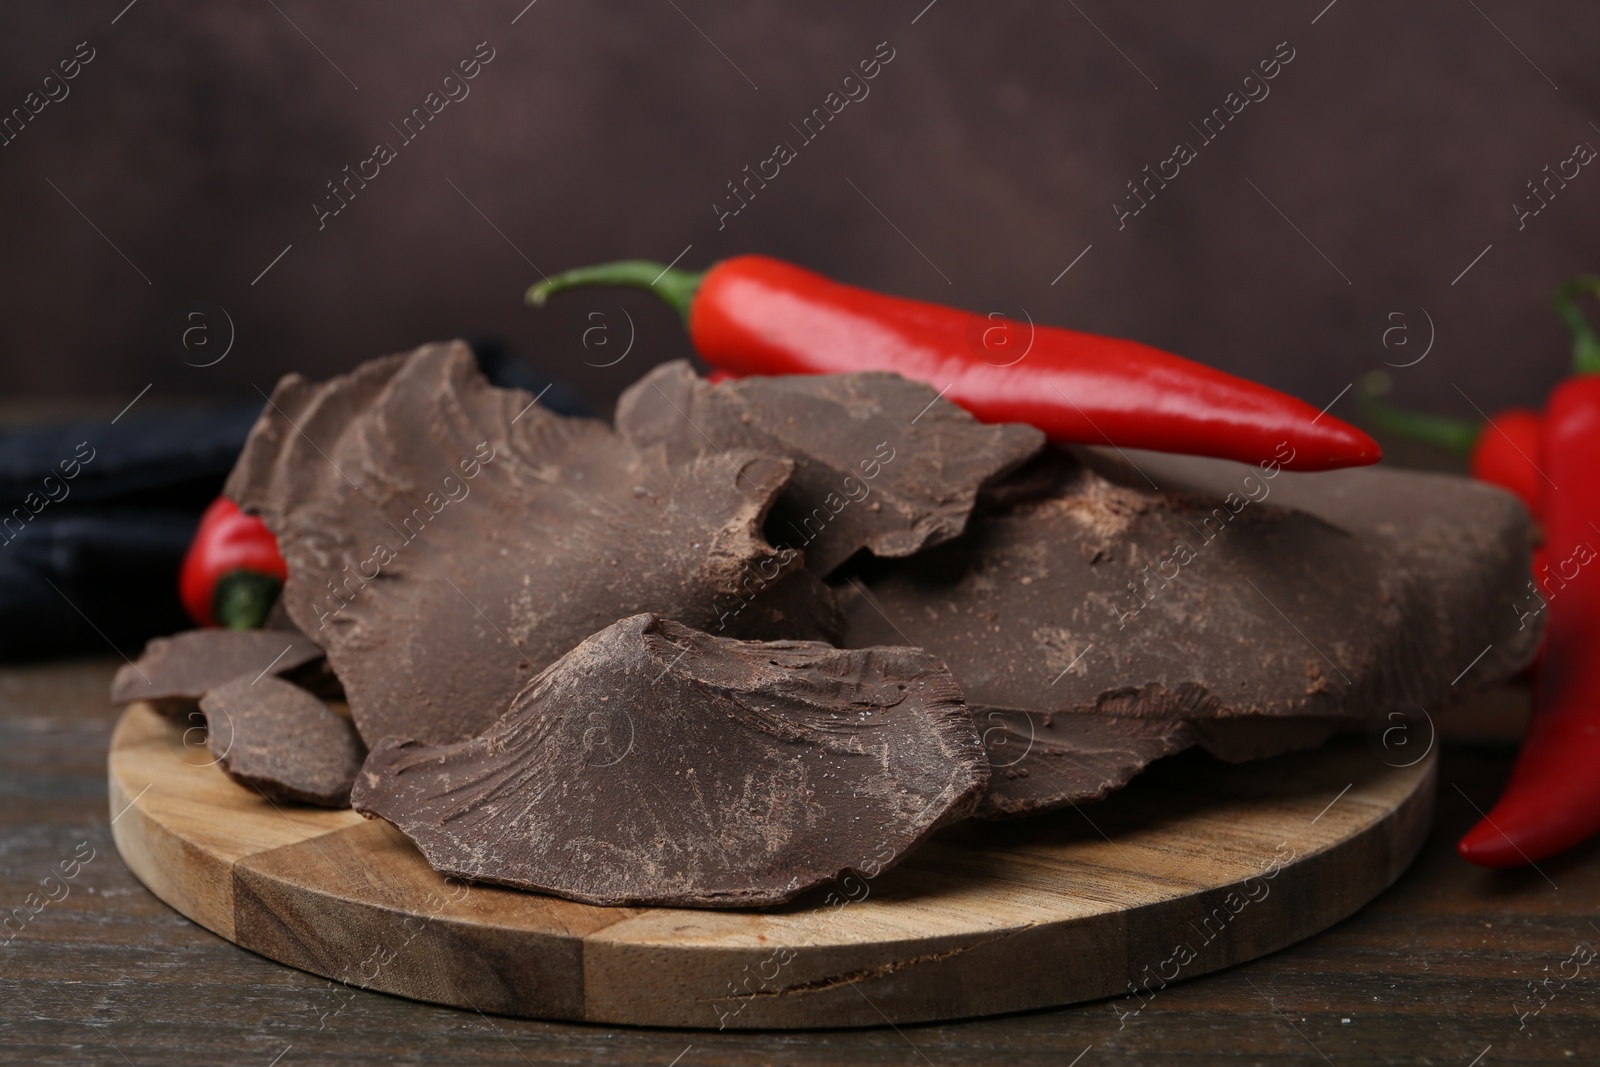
[
  {"left": 111, "top": 629, "right": 325, "bottom": 716},
  {"left": 226, "top": 342, "right": 835, "bottom": 747},
  {"left": 352, "top": 614, "right": 988, "bottom": 908},
  {"left": 904, "top": 447, "right": 1538, "bottom": 818},
  {"left": 843, "top": 446, "right": 1539, "bottom": 724},
  {"left": 616, "top": 361, "right": 1044, "bottom": 575},
  {"left": 1084, "top": 445, "right": 1542, "bottom": 699},
  {"left": 202, "top": 674, "right": 366, "bottom": 807}
]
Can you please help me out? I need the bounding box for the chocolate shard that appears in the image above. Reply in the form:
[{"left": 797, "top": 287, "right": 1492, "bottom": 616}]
[
  {"left": 352, "top": 614, "right": 988, "bottom": 908},
  {"left": 843, "top": 446, "right": 1539, "bottom": 724},
  {"left": 972, "top": 708, "right": 1357, "bottom": 818},
  {"left": 226, "top": 342, "right": 833, "bottom": 747},
  {"left": 110, "top": 629, "right": 325, "bottom": 716},
  {"left": 201, "top": 674, "right": 366, "bottom": 807},
  {"left": 615, "top": 361, "right": 1045, "bottom": 575},
  {"left": 973, "top": 708, "right": 1195, "bottom": 818}
]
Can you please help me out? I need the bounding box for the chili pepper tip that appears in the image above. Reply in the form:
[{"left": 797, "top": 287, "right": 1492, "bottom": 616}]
[
  {"left": 1456, "top": 821, "right": 1533, "bottom": 869},
  {"left": 1458, "top": 796, "right": 1600, "bottom": 870}
]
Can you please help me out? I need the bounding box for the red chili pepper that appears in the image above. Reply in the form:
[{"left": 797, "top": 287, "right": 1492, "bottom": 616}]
[
  {"left": 1468, "top": 409, "right": 1544, "bottom": 519},
  {"left": 1458, "top": 375, "right": 1600, "bottom": 867},
  {"left": 179, "top": 496, "right": 288, "bottom": 629},
  {"left": 527, "top": 256, "right": 1381, "bottom": 471}
]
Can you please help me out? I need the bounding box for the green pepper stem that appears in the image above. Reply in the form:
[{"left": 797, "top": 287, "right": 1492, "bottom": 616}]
[
  {"left": 1554, "top": 276, "right": 1600, "bottom": 375},
  {"left": 213, "top": 570, "right": 282, "bottom": 630},
  {"left": 1358, "top": 373, "right": 1481, "bottom": 454},
  {"left": 524, "top": 260, "right": 707, "bottom": 326}
]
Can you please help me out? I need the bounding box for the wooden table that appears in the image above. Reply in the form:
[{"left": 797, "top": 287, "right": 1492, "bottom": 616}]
[{"left": 3, "top": 657, "right": 1597, "bottom": 1066}]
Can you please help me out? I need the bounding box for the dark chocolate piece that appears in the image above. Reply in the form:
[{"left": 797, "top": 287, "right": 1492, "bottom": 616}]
[
  {"left": 226, "top": 342, "right": 834, "bottom": 747},
  {"left": 902, "top": 447, "right": 1536, "bottom": 825},
  {"left": 352, "top": 614, "right": 988, "bottom": 908},
  {"left": 616, "top": 361, "right": 1044, "bottom": 575},
  {"left": 850, "top": 445, "right": 1536, "bottom": 817},
  {"left": 973, "top": 708, "right": 1195, "bottom": 818},
  {"left": 1190, "top": 715, "right": 1353, "bottom": 763},
  {"left": 110, "top": 628, "right": 325, "bottom": 716},
  {"left": 202, "top": 674, "right": 366, "bottom": 807},
  {"left": 972, "top": 708, "right": 1355, "bottom": 818},
  {"left": 279, "top": 656, "right": 346, "bottom": 703},
  {"left": 843, "top": 446, "right": 1540, "bottom": 722},
  {"left": 1083, "top": 445, "right": 1542, "bottom": 699}
]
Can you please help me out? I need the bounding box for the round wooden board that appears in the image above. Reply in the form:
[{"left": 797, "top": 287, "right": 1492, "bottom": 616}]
[{"left": 108, "top": 702, "right": 1435, "bottom": 1030}]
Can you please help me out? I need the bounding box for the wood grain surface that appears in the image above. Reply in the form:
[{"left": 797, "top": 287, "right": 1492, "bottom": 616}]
[
  {"left": 6, "top": 658, "right": 1600, "bottom": 1064},
  {"left": 107, "top": 691, "right": 1435, "bottom": 1030}
]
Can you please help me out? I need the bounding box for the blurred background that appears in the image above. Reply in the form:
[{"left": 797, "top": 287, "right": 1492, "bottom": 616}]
[{"left": 2, "top": 0, "right": 1598, "bottom": 656}]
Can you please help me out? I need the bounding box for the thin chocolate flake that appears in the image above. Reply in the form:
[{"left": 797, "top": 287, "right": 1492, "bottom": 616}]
[
  {"left": 352, "top": 614, "right": 988, "bottom": 908},
  {"left": 111, "top": 628, "right": 325, "bottom": 716},
  {"left": 972, "top": 708, "right": 1195, "bottom": 818},
  {"left": 972, "top": 708, "right": 1357, "bottom": 818},
  {"left": 202, "top": 674, "right": 366, "bottom": 808},
  {"left": 616, "top": 361, "right": 1044, "bottom": 575},
  {"left": 226, "top": 342, "right": 834, "bottom": 747}
]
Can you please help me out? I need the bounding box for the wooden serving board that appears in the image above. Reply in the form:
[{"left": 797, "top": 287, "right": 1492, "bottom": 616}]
[{"left": 108, "top": 701, "right": 1435, "bottom": 1029}]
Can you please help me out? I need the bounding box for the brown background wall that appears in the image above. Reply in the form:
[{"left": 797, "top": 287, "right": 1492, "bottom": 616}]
[{"left": 1, "top": 1, "right": 1597, "bottom": 421}]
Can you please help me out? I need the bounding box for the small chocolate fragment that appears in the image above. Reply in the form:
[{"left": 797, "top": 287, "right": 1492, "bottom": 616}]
[
  {"left": 353, "top": 614, "right": 988, "bottom": 908},
  {"left": 111, "top": 629, "right": 325, "bottom": 716},
  {"left": 616, "top": 361, "right": 1044, "bottom": 575},
  {"left": 202, "top": 674, "right": 366, "bottom": 807},
  {"left": 973, "top": 708, "right": 1195, "bottom": 818},
  {"left": 227, "top": 343, "right": 834, "bottom": 747},
  {"left": 972, "top": 708, "right": 1356, "bottom": 818}
]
